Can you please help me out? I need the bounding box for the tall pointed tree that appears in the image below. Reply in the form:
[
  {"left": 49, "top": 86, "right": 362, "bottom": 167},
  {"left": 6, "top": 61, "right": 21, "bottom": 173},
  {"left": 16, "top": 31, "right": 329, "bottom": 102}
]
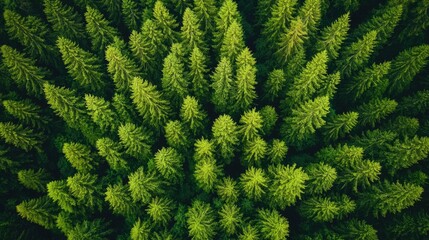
[
  {"left": 153, "top": 0, "right": 179, "bottom": 44},
  {"left": 212, "top": 114, "right": 239, "bottom": 163},
  {"left": 275, "top": 17, "right": 308, "bottom": 66},
  {"left": 106, "top": 45, "right": 140, "bottom": 93},
  {"left": 181, "top": 8, "right": 206, "bottom": 54},
  {"left": 188, "top": 47, "right": 210, "bottom": 101},
  {"left": 211, "top": 57, "right": 234, "bottom": 113},
  {"left": 315, "top": 12, "right": 350, "bottom": 60},
  {"left": 84, "top": 6, "right": 119, "bottom": 52}
]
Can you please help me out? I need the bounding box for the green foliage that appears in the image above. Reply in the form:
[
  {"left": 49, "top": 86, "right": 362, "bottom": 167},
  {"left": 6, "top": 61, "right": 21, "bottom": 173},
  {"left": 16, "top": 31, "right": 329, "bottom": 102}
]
[
  {"left": 234, "top": 48, "right": 258, "bottom": 112},
  {"left": 16, "top": 196, "right": 57, "bottom": 229},
  {"left": 118, "top": 123, "right": 152, "bottom": 160},
  {"left": 300, "top": 196, "right": 340, "bottom": 222},
  {"left": 298, "top": 0, "right": 321, "bottom": 35},
  {"left": 240, "top": 167, "right": 268, "bottom": 200},
  {"left": 130, "top": 219, "right": 151, "bottom": 240},
  {"left": 220, "top": 20, "right": 245, "bottom": 62},
  {"left": 180, "top": 96, "right": 207, "bottom": 135},
  {"left": 257, "top": 208, "right": 289, "bottom": 240},
  {"left": 263, "top": 0, "right": 297, "bottom": 45},
  {"left": 67, "top": 219, "right": 111, "bottom": 240},
  {"left": 0, "top": 122, "right": 42, "bottom": 152},
  {"left": 194, "top": 157, "right": 222, "bottom": 192},
  {"left": 128, "top": 167, "right": 163, "bottom": 204},
  {"left": 17, "top": 168, "right": 49, "bottom": 192},
  {"left": 336, "top": 219, "right": 378, "bottom": 240},
  {"left": 105, "top": 182, "right": 135, "bottom": 216},
  {"left": 121, "top": 0, "right": 140, "bottom": 31},
  {"left": 96, "top": 137, "right": 128, "bottom": 172},
  {"left": 216, "top": 177, "right": 239, "bottom": 203},
  {"left": 153, "top": 0, "right": 179, "bottom": 44},
  {"left": 243, "top": 136, "right": 268, "bottom": 167},
  {"left": 267, "top": 139, "right": 288, "bottom": 164},
  {"left": 84, "top": 6, "right": 119, "bottom": 52},
  {"left": 189, "top": 47, "right": 210, "bottom": 100},
  {"left": 212, "top": 115, "right": 239, "bottom": 163},
  {"left": 47, "top": 180, "right": 77, "bottom": 213},
  {"left": 165, "top": 120, "right": 190, "bottom": 150},
  {"left": 275, "top": 17, "right": 308, "bottom": 66},
  {"left": 263, "top": 69, "right": 286, "bottom": 101},
  {"left": 186, "top": 200, "right": 217, "bottom": 240},
  {"left": 322, "top": 111, "right": 359, "bottom": 141},
  {"left": 146, "top": 197, "right": 173, "bottom": 225},
  {"left": 2, "top": 99, "right": 49, "bottom": 128},
  {"left": 357, "top": 98, "right": 397, "bottom": 127},
  {"left": 211, "top": 57, "right": 234, "bottom": 113},
  {"left": 315, "top": 13, "right": 350, "bottom": 59},
  {"left": 193, "top": 0, "right": 217, "bottom": 34},
  {"left": 67, "top": 173, "right": 102, "bottom": 210},
  {"left": 218, "top": 203, "right": 243, "bottom": 235},
  {"left": 106, "top": 45, "right": 140, "bottom": 93},
  {"left": 238, "top": 108, "right": 263, "bottom": 142},
  {"left": 154, "top": 147, "right": 184, "bottom": 182},
  {"left": 63, "top": 142, "right": 95, "bottom": 173},
  {"left": 181, "top": 8, "right": 206, "bottom": 54},
  {"left": 305, "top": 162, "right": 337, "bottom": 194},
  {"left": 85, "top": 94, "right": 118, "bottom": 132},
  {"left": 384, "top": 136, "right": 429, "bottom": 173},
  {"left": 260, "top": 105, "right": 278, "bottom": 135},
  {"left": 213, "top": 0, "right": 241, "bottom": 50},
  {"left": 161, "top": 49, "right": 189, "bottom": 105},
  {"left": 339, "top": 159, "right": 381, "bottom": 192}
]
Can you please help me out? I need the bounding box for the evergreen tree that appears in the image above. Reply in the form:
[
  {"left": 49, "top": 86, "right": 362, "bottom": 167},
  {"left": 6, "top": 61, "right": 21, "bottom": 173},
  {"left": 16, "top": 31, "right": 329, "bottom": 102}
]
[
  {"left": 262, "top": 0, "right": 298, "bottom": 45},
  {"left": 268, "top": 164, "right": 309, "bottom": 209},
  {"left": 193, "top": 138, "right": 215, "bottom": 163},
  {"left": 43, "top": 0, "right": 86, "bottom": 41},
  {"left": 106, "top": 45, "right": 140, "bottom": 93},
  {"left": 131, "top": 77, "right": 171, "bottom": 128},
  {"left": 186, "top": 200, "right": 217, "bottom": 240},
  {"left": 63, "top": 142, "right": 96, "bottom": 173},
  {"left": 317, "top": 71, "right": 341, "bottom": 100},
  {"left": 212, "top": 115, "right": 239, "bottom": 163},
  {"left": 275, "top": 17, "right": 308, "bottom": 66},
  {"left": 220, "top": 20, "right": 245, "bottom": 62},
  {"left": 339, "top": 158, "right": 381, "bottom": 192},
  {"left": 0, "top": 122, "right": 42, "bottom": 152},
  {"left": 336, "top": 219, "right": 378, "bottom": 240},
  {"left": 154, "top": 147, "right": 184, "bottom": 182},
  {"left": 67, "top": 219, "right": 111, "bottom": 240},
  {"left": 263, "top": 69, "right": 286, "bottom": 101},
  {"left": 130, "top": 219, "right": 151, "bottom": 240},
  {"left": 315, "top": 12, "right": 350, "bottom": 60},
  {"left": 384, "top": 136, "right": 429, "bottom": 173},
  {"left": 238, "top": 108, "right": 263, "bottom": 142},
  {"left": 180, "top": 96, "right": 208, "bottom": 135},
  {"left": 211, "top": 57, "right": 234, "bottom": 113},
  {"left": 17, "top": 168, "right": 49, "bottom": 192},
  {"left": 181, "top": 8, "right": 206, "bottom": 54},
  {"left": 336, "top": 30, "right": 378, "bottom": 77},
  {"left": 282, "top": 96, "right": 330, "bottom": 144},
  {"left": 387, "top": 212, "right": 429, "bottom": 239},
  {"left": 387, "top": 45, "right": 429, "bottom": 95},
  {"left": 57, "top": 37, "right": 105, "bottom": 91},
  {"left": 193, "top": 0, "right": 217, "bottom": 34},
  {"left": 16, "top": 196, "right": 57, "bottom": 229},
  {"left": 153, "top": 0, "right": 179, "bottom": 44},
  {"left": 385, "top": 116, "right": 419, "bottom": 138},
  {"left": 216, "top": 177, "right": 239, "bottom": 203},
  {"left": 96, "top": 137, "right": 128, "bottom": 172},
  {"left": 357, "top": 98, "right": 397, "bottom": 127},
  {"left": 298, "top": 0, "right": 321, "bottom": 35},
  {"left": 146, "top": 197, "right": 173, "bottom": 225},
  {"left": 84, "top": 94, "right": 118, "bottom": 132},
  {"left": 67, "top": 173, "right": 102, "bottom": 210},
  {"left": 316, "top": 144, "right": 364, "bottom": 168},
  {"left": 118, "top": 123, "right": 152, "bottom": 160},
  {"left": 322, "top": 111, "right": 359, "bottom": 142},
  {"left": 398, "top": 90, "right": 429, "bottom": 116},
  {"left": 121, "top": 0, "right": 140, "bottom": 31},
  {"left": 286, "top": 51, "right": 328, "bottom": 106},
  {"left": 305, "top": 162, "right": 337, "bottom": 194},
  {"left": 84, "top": 6, "right": 119, "bottom": 52},
  {"left": 260, "top": 106, "right": 278, "bottom": 135},
  {"left": 2, "top": 99, "right": 49, "bottom": 129},
  {"left": 189, "top": 47, "right": 210, "bottom": 101},
  {"left": 240, "top": 167, "right": 268, "bottom": 200},
  {"left": 128, "top": 167, "right": 163, "bottom": 204},
  {"left": 267, "top": 139, "right": 288, "bottom": 164},
  {"left": 1, "top": 45, "right": 48, "bottom": 97},
  {"left": 213, "top": 0, "right": 241, "bottom": 49},
  {"left": 219, "top": 203, "right": 243, "bottom": 235},
  {"left": 300, "top": 196, "right": 340, "bottom": 222},
  {"left": 161, "top": 49, "right": 189, "bottom": 105},
  {"left": 243, "top": 136, "right": 268, "bottom": 167},
  {"left": 165, "top": 120, "right": 190, "bottom": 150},
  {"left": 359, "top": 181, "right": 423, "bottom": 217},
  {"left": 47, "top": 180, "right": 77, "bottom": 213},
  {"left": 234, "top": 48, "right": 258, "bottom": 112},
  {"left": 194, "top": 157, "right": 222, "bottom": 192},
  {"left": 105, "top": 183, "right": 135, "bottom": 216},
  {"left": 257, "top": 208, "right": 289, "bottom": 240}
]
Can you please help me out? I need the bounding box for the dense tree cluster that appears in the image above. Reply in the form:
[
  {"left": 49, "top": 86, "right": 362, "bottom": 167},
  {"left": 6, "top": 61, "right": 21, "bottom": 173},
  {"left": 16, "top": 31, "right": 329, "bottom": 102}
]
[{"left": 1, "top": 0, "right": 429, "bottom": 239}]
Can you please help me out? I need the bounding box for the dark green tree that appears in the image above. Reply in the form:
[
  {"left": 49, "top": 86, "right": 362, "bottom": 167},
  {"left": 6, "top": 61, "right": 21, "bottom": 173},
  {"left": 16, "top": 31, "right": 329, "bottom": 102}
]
[
  {"left": 84, "top": 6, "right": 119, "bottom": 52},
  {"left": 128, "top": 167, "right": 163, "bottom": 204},
  {"left": 257, "top": 208, "right": 289, "bottom": 240},
  {"left": 186, "top": 200, "right": 217, "bottom": 240},
  {"left": 17, "top": 168, "right": 49, "bottom": 192},
  {"left": 2, "top": 99, "right": 49, "bottom": 129},
  {"left": 16, "top": 196, "right": 57, "bottom": 229},
  {"left": 211, "top": 57, "right": 234, "bottom": 113},
  {"left": 315, "top": 12, "right": 350, "bottom": 60},
  {"left": 118, "top": 123, "right": 152, "bottom": 160},
  {"left": 0, "top": 122, "right": 42, "bottom": 152},
  {"left": 212, "top": 114, "right": 239, "bottom": 163}
]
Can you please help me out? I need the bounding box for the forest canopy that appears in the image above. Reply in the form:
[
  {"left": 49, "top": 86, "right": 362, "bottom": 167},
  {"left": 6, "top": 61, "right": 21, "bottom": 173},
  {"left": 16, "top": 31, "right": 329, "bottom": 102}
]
[{"left": 1, "top": 0, "right": 429, "bottom": 239}]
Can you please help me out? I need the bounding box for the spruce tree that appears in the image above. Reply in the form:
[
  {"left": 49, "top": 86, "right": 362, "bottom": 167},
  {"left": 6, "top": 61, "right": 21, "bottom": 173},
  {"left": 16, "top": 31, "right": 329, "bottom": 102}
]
[
  {"left": 216, "top": 177, "right": 240, "bottom": 203},
  {"left": 131, "top": 77, "right": 171, "bottom": 128},
  {"left": 118, "top": 123, "right": 152, "bottom": 160},
  {"left": 262, "top": 0, "right": 298, "bottom": 45},
  {"left": 213, "top": 0, "right": 241, "bottom": 49},
  {"left": 186, "top": 200, "right": 217, "bottom": 240},
  {"left": 189, "top": 47, "right": 210, "bottom": 101},
  {"left": 263, "top": 69, "right": 286, "bottom": 101},
  {"left": 121, "top": 0, "right": 140, "bottom": 31},
  {"left": 96, "top": 137, "right": 128, "bottom": 172},
  {"left": 84, "top": 6, "right": 119, "bottom": 52},
  {"left": 317, "top": 71, "right": 341, "bottom": 100},
  {"left": 357, "top": 98, "right": 397, "bottom": 127},
  {"left": 243, "top": 136, "right": 268, "bottom": 167},
  {"left": 66, "top": 173, "right": 102, "bottom": 210},
  {"left": 47, "top": 180, "right": 77, "bottom": 213},
  {"left": 322, "top": 111, "right": 359, "bottom": 142},
  {"left": 57, "top": 37, "right": 105, "bottom": 91},
  {"left": 128, "top": 167, "right": 163, "bottom": 204},
  {"left": 260, "top": 106, "right": 279, "bottom": 135},
  {"left": 238, "top": 108, "right": 264, "bottom": 142},
  {"left": 154, "top": 147, "right": 184, "bottom": 182},
  {"left": 194, "top": 157, "right": 222, "bottom": 192},
  {"left": 305, "top": 162, "right": 337, "bottom": 195},
  {"left": 130, "top": 219, "right": 151, "bottom": 240},
  {"left": 298, "top": 0, "right": 322, "bottom": 35},
  {"left": 267, "top": 139, "right": 288, "bottom": 164},
  {"left": 212, "top": 114, "right": 239, "bottom": 163},
  {"left": 153, "top": 0, "right": 179, "bottom": 44},
  {"left": 275, "top": 17, "right": 308, "bottom": 66},
  {"left": 84, "top": 94, "right": 118, "bottom": 132},
  {"left": 106, "top": 45, "right": 140, "bottom": 93},
  {"left": 193, "top": 138, "right": 215, "bottom": 163},
  {"left": 240, "top": 167, "right": 268, "bottom": 201},
  {"left": 146, "top": 197, "right": 173, "bottom": 225},
  {"left": 219, "top": 203, "right": 243, "bottom": 235},
  {"left": 16, "top": 196, "right": 57, "bottom": 229},
  {"left": 300, "top": 196, "right": 340, "bottom": 222},
  {"left": 1, "top": 45, "right": 48, "bottom": 97},
  {"left": 180, "top": 96, "right": 208, "bottom": 135},
  {"left": 220, "top": 20, "right": 245, "bottom": 62},
  {"left": 0, "top": 122, "right": 42, "bottom": 152},
  {"left": 165, "top": 120, "right": 190, "bottom": 150},
  {"left": 315, "top": 12, "right": 350, "bottom": 60},
  {"left": 234, "top": 48, "right": 258, "bottom": 112},
  {"left": 211, "top": 57, "right": 234, "bottom": 113},
  {"left": 193, "top": 0, "right": 217, "bottom": 34},
  {"left": 67, "top": 219, "right": 111, "bottom": 240},
  {"left": 397, "top": 90, "right": 429, "bottom": 116},
  {"left": 17, "top": 168, "right": 49, "bottom": 192},
  {"left": 257, "top": 208, "right": 289, "bottom": 240},
  {"left": 336, "top": 219, "right": 378, "bottom": 240},
  {"left": 181, "top": 8, "right": 206, "bottom": 54},
  {"left": 384, "top": 136, "right": 429, "bottom": 173},
  {"left": 105, "top": 183, "right": 135, "bottom": 216},
  {"left": 2, "top": 99, "right": 49, "bottom": 129},
  {"left": 161, "top": 49, "right": 189, "bottom": 105}
]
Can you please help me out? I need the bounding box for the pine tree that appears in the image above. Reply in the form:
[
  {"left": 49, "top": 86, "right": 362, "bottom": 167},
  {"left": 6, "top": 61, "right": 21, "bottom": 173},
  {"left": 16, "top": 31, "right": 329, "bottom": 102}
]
[
  {"left": 84, "top": 94, "right": 118, "bottom": 132},
  {"left": 243, "top": 136, "right": 268, "bottom": 167},
  {"left": 282, "top": 96, "right": 330, "bottom": 144},
  {"left": 84, "top": 6, "right": 119, "bottom": 52},
  {"left": 315, "top": 12, "right": 350, "bottom": 60},
  {"left": 1, "top": 45, "right": 48, "bottom": 96},
  {"left": 193, "top": 0, "right": 217, "bottom": 34},
  {"left": 357, "top": 98, "right": 397, "bottom": 127},
  {"left": 17, "top": 168, "right": 49, "bottom": 192},
  {"left": 384, "top": 136, "right": 429, "bottom": 173},
  {"left": 16, "top": 196, "right": 57, "bottom": 229},
  {"left": 2, "top": 99, "right": 49, "bottom": 129},
  {"left": 186, "top": 200, "right": 217, "bottom": 240},
  {"left": 43, "top": 0, "right": 86, "bottom": 41},
  {"left": 194, "top": 157, "right": 222, "bottom": 192},
  {"left": 0, "top": 122, "right": 42, "bottom": 152},
  {"left": 298, "top": 0, "right": 321, "bottom": 35},
  {"left": 130, "top": 219, "right": 151, "bottom": 240},
  {"left": 317, "top": 71, "right": 341, "bottom": 100},
  {"left": 216, "top": 177, "right": 239, "bottom": 203},
  {"left": 387, "top": 45, "right": 429, "bottom": 95},
  {"left": 67, "top": 219, "right": 111, "bottom": 240},
  {"left": 212, "top": 115, "right": 239, "bottom": 163},
  {"left": 238, "top": 224, "right": 260, "bottom": 240},
  {"left": 305, "top": 162, "right": 337, "bottom": 195},
  {"left": 211, "top": 57, "right": 234, "bottom": 113},
  {"left": 260, "top": 106, "right": 278, "bottom": 135},
  {"left": 189, "top": 47, "right": 210, "bottom": 101},
  {"left": 345, "top": 62, "right": 391, "bottom": 101},
  {"left": 161, "top": 50, "right": 189, "bottom": 105},
  {"left": 234, "top": 48, "right": 258, "bottom": 112},
  {"left": 106, "top": 45, "right": 140, "bottom": 93},
  {"left": 339, "top": 159, "right": 381, "bottom": 192},
  {"left": 387, "top": 212, "right": 429, "bottom": 239},
  {"left": 275, "top": 17, "right": 308, "bottom": 66},
  {"left": 96, "top": 137, "right": 128, "bottom": 172},
  {"left": 193, "top": 138, "right": 215, "bottom": 163},
  {"left": 220, "top": 20, "right": 245, "bottom": 62},
  {"left": 300, "top": 196, "right": 340, "bottom": 222},
  {"left": 63, "top": 142, "right": 96, "bottom": 173},
  {"left": 397, "top": 90, "right": 429, "bottom": 116},
  {"left": 359, "top": 181, "right": 423, "bottom": 217},
  {"left": 316, "top": 144, "right": 364, "bottom": 168},
  {"left": 263, "top": 69, "right": 286, "bottom": 101},
  {"left": 180, "top": 96, "right": 208, "bottom": 135},
  {"left": 257, "top": 208, "right": 289, "bottom": 240},
  {"left": 118, "top": 123, "right": 152, "bottom": 160},
  {"left": 262, "top": 0, "right": 298, "bottom": 45},
  {"left": 128, "top": 167, "right": 163, "bottom": 204},
  {"left": 131, "top": 77, "right": 171, "bottom": 128},
  {"left": 154, "top": 147, "right": 184, "bottom": 182},
  {"left": 213, "top": 0, "right": 241, "bottom": 49},
  {"left": 350, "top": 129, "right": 397, "bottom": 159},
  {"left": 286, "top": 51, "right": 328, "bottom": 106},
  {"left": 121, "top": 0, "right": 140, "bottom": 31},
  {"left": 336, "top": 30, "right": 378, "bottom": 77},
  {"left": 267, "top": 139, "right": 288, "bottom": 164},
  {"left": 240, "top": 167, "right": 268, "bottom": 200},
  {"left": 57, "top": 37, "right": 105, "bottom": 91},
  {"left": 238, "top": 108, "right": 263, "bottom": 142},
  {"left": 105, "top": 182, "right": 135, "bottom": 216},
  {"left": 219, "top": 203, "right": 243, "bottom": 235},
  {"left": 146, "top": 197, "right": 173, "bottom": 225},
  {"left": 67, "top": 173, "right": 102, "bottom": 210},
  {"left": 47, "top": 180, "right": 77, "bottom": 213},
  {"left": 181, "top": 8, "right": 206, "bottom": 54},
  {"left": 322, "top": 111, "right": 359, "bottom": 142},
  {"left": 268, "top": 164, "right": 309, "bottom": 209},
  {"left": 164, "top": 120, "right": 190, "bottom": 150},
  {"left": 153, "top": 0, "right": 179, "bottom": 44},
  {"left": 336, "top": 219, "right": 378, "bottom": 240},
  {"left": 385, "top": 116, "right": 419, "bottom": 138}
]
